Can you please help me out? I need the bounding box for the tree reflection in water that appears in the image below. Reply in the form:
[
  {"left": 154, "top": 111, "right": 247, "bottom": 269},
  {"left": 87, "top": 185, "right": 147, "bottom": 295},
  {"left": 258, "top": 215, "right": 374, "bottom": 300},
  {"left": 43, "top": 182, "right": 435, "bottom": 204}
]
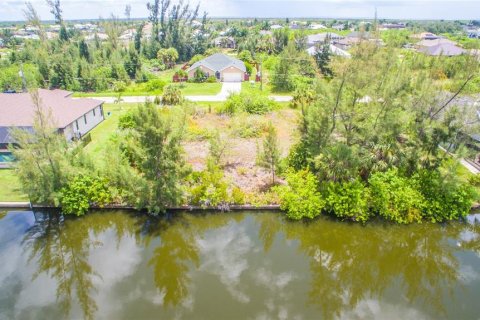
[
  {"left": 143, "top": 212, "right": 233, "bottom": 307},
  {"left": 256, "top": 215, "right": 479, "bottom": 319},
  {"left": 22, "top": 211, "right": 144, "bottom": 320},
  {"left": 22, "top": 210, "right": 234, "bottom": 317},
  {"left": 20, "top": 210, "right": 480, "bottom": 319}
]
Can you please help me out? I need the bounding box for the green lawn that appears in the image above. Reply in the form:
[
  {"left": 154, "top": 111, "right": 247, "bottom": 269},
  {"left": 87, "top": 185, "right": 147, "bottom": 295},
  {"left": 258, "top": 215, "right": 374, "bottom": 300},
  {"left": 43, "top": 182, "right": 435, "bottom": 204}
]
[
  {"left": 0, "top": 169, "right": 28, "bottom": 202},
  {"left": 73, "top": 91, "right": 161, "bottom": 98},
  {"left": 73, "top": 82, "right": 222, "bottom": 97},
  {"left": 84, "top": 103, "right": 137, "bottom": 158},
  {"left": 178, "top": 82, "right": 222, "bottom": 95},
  {"left": 241, "top": 81, "right": 293, "bottom": 96}
]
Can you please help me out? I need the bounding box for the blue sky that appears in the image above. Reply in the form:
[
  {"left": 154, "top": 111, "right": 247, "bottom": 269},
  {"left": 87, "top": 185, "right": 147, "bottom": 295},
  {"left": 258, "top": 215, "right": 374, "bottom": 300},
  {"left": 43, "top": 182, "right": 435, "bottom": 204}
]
[{"left": 0, "top": 0, "right": 479, "bottom": 21}]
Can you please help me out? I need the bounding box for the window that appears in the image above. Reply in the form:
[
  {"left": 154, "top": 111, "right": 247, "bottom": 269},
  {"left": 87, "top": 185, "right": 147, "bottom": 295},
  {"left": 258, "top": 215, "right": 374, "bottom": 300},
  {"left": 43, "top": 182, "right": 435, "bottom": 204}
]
[
  {"left": 75, "top": 120, "right": 79, "bottom": 131},
  {"left": 84, "top": 114, "right": 87, "bottom": 125},
  {"left": 93, "top": 108, "right": 96, "bottom": 117}
]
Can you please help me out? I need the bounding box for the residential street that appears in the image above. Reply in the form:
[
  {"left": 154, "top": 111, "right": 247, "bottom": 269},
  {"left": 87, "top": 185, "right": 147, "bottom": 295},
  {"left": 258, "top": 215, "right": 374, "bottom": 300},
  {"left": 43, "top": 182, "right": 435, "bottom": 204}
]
[{"left": 80, "top": 82, "right": 292, "bottom": 103}]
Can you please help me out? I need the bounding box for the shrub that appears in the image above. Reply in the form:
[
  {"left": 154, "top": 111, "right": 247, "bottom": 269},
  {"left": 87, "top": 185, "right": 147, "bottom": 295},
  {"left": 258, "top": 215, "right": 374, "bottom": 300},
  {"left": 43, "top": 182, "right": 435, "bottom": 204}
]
[
  {"left": 230, "top": 115, "right": 269, "bottom": 138},
  {"left": 274, "top": 170, "right": 325, "bottom": 220},
  {"left": 325, "top": 180, "right": 370, "bottom": 222},
  {"left": 118, "top": 111, "right": 135, "bottom": 130},
  {"left": 161, "top": 84, "right": 183, "bottom": 105},
  {"left": 206, "top": 75, "right": 217, "bottom": 83},
  {"left": 59, "top": 175, "right": 112, "bottom": 216},
  {"left": 145, "top": 79, "right": 167, "bottom": 92},
  {"left": 231, "top": 187, "right": 246, "bottom": 205},
  {"left": 193, "top": 68, "right": 207, "bottom": 83},
  {"left": 417, "top": 170, "right": 475, "bottom": 222},
  {"left": 219, "top": 93, "right": 276, "bottom": 115},
  {"left": 468, "top": 174, "right": 480, "bottom": 187},
  {"left": 187, "top": 161, "right": 229, "bottom": 206},
  {"left": 189, "top": 54, "right": 205, "bottom": 65},
  {"left": 369, "top": 170, "right": 424, "bottom": 224}
]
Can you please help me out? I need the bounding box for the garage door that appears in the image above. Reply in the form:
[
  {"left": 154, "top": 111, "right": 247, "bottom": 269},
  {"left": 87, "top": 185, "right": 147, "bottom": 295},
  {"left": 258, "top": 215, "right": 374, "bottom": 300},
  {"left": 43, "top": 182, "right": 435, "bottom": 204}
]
[{"left": 223, "top": 72, "right": 242, "bottom": 82}]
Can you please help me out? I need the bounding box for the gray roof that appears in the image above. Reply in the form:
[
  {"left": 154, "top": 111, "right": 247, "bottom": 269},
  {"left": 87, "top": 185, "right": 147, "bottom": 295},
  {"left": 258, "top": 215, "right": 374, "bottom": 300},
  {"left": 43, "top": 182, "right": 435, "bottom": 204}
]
[
  {"left": 0, "top": 89, "right": 103, "bottom": 128},
  {"left": 0, "top": 126, "right": 33, "bottom": 145},
  {"left": 418, "top": 43, "right": 466, "bottom": 56},
  {"left": 307, "top": 32, "right": 343, "bottom": 46},
  {"left": 188, "top": 53, "right": 246, "bottom": 73}
]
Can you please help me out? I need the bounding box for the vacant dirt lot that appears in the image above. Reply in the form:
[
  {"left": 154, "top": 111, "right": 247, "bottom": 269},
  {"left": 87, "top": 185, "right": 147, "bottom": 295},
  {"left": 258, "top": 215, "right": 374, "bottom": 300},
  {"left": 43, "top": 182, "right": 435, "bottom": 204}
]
[{"left": 183, "top": 108, "right": 299, "bottom": 192}]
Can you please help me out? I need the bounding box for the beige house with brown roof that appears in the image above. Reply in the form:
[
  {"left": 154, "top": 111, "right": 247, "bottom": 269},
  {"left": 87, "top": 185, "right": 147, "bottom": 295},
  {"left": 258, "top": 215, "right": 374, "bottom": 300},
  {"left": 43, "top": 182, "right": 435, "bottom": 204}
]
[{"left": 0, "top": 89, "right": 104, "bottom": 147}]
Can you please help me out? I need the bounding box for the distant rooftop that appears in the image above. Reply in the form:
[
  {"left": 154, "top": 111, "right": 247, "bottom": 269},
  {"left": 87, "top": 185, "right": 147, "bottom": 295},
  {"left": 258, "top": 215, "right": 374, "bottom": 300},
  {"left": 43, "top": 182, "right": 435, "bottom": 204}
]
[{"left": 188, "top": 53, "right": 246, "bottom": 73}]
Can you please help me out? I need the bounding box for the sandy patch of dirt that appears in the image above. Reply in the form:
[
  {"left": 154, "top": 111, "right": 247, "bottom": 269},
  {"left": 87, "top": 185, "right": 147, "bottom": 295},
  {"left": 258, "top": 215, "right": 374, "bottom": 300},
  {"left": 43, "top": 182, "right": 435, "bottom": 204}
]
[{"left": 183, "top": 109, "right": 299, "bottom": 192}]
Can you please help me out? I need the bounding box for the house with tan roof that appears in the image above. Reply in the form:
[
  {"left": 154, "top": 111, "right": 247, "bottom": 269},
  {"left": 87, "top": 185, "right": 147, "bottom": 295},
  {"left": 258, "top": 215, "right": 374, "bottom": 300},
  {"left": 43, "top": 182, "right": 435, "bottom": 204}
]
[{"left": 0, "top": 89, "right": 104, "bottom": 148}]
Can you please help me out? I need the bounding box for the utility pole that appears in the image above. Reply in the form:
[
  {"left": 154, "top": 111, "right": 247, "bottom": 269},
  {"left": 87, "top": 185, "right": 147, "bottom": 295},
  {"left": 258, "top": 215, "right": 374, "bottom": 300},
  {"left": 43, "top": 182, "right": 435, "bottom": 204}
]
[
  {"left": 259, "top": 56, "right": 263, "bottom": 91},
  {"left": 19, "top": 63, "right": 27, "bottom": 92}
]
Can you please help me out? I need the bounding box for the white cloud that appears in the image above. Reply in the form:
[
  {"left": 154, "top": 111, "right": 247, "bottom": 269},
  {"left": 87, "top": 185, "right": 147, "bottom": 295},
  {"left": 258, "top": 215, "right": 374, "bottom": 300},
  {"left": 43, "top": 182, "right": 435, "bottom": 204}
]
[{"left": 197, "top": 221, "right": 253, "bottom": 303}]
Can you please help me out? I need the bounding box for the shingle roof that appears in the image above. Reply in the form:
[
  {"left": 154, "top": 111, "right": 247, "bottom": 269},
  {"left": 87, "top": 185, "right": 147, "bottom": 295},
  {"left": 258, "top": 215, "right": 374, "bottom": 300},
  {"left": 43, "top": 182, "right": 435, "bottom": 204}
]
[
  {"left": 0, "top": 126, "right": 33, "bottom": 145},
  {"left": 418, "top": 43, "right": 466, "bottom": 56},
  {"left": 306, "top": 45, "right": 351, "bottom": 58},
  {"left": 416, "top": 38, "right": 457, "bottom": 47},
  {"left": 187, "top": 53, "right": 246, "bottom": 73},
  {"left": 307, "top": 32, "right": 343, "bottom": 45},
  {"left": 0, "top": 89, "right": 103, "bottom": 128}
]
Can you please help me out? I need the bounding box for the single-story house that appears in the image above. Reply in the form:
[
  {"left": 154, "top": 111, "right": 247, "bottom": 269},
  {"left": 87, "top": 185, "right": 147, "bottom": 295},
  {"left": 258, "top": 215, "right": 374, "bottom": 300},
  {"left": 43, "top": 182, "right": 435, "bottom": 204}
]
[
  {"left": 332, "top": 24, "right": 345, "bottom": 31},
  {"left": 412, "top": 32, "right": 440, "bottom": 40},
  {"left": 270, "top": 24, "right": 283, "bottom": 30},
  {"left": 379, "top": 23, "right": 406, "bottom": 30},
  {"left": 416, "top": 38, "right": 457, "bottom": 47},
  {"left": 213, "top": 36, "right": 236, "bottom": 49},
  {"left": 187, "top": 53, "right": 247, "bottom": 82},
  {"left": 332, "top": 37, "right": 361, "bottom": 50},
  {"left": 306, "top": 44, "right": 351, "bottom": 58},
  {"left": 309, "top": 23, "right": 327, "bottom": 30},
  {"left": 418, "top": 43, "right": 466, "bottom": 56},
  {"left": 0, "top": 89, "right": 104, "bottom": 148},
  {"left": 307, "top": 32, "right": 344, "bottom": 47}
]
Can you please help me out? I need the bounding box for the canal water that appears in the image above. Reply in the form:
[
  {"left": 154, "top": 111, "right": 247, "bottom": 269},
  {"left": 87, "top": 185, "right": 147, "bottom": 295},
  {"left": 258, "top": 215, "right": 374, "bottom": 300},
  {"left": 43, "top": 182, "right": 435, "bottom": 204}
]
[{"left": 0, "top": 210, "right": 479, "bottom": 319}]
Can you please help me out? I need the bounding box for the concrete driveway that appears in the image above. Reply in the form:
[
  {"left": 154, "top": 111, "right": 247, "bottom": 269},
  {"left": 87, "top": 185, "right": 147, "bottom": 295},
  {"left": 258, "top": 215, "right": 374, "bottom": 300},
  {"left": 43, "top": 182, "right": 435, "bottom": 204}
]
[{"left": 185, "top": 82, "right": 242, "bottom": 102}]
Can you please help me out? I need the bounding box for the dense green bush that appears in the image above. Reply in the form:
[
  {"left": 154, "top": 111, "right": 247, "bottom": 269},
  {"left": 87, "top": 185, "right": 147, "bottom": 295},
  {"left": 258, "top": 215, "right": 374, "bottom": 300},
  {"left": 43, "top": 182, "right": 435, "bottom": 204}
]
[
  {"left": 325, "top": 180, "right": 370, "bottom": 222},
  {"left": 161, "top": 84, "right": 183, "bottom": 105},
  {"left": 369, "top": 170, "right": 424, "bottom": 224},
  {"left": 59, "top": 175, "right": 112, "bottom": 216},
  {"left": 0, "top": 63, "right": 41, "bottom": 91},
  {"left": 275, "top": 170, "right": 325, "bottom": 220},
  {"left": 417, "top": 170, "right": 475, "bottom": 222},
  {"left": 187, "top": 161, "right": 229, "bottom": 206},
  {"left": 219, "top": 93, "right": 276, "bottom": 115},
  {"left": 145, "top": 79, "right": 167, "bottom": 92},
  {"left": 118, "top": 111, "right": 136, "bottom": 130},
  {"left": 206, "top": 75, "right": 217, "bottom": 83},
  {"left": 231, "top": 187, "right": 246, "bottom": 205}
]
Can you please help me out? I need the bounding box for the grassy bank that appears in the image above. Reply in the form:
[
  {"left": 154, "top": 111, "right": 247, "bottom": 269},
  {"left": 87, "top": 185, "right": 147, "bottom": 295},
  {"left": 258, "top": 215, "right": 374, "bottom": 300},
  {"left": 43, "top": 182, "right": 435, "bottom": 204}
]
[{"left": 0, "top": 169, "right": 28, "bottom": 202}]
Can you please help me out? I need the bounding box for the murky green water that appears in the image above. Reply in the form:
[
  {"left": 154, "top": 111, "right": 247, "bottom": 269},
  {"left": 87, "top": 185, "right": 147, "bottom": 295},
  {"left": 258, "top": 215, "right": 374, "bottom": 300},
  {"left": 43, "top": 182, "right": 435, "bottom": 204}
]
[{"left": 0, "top": 210, "right": 479, "bottom": 320}]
